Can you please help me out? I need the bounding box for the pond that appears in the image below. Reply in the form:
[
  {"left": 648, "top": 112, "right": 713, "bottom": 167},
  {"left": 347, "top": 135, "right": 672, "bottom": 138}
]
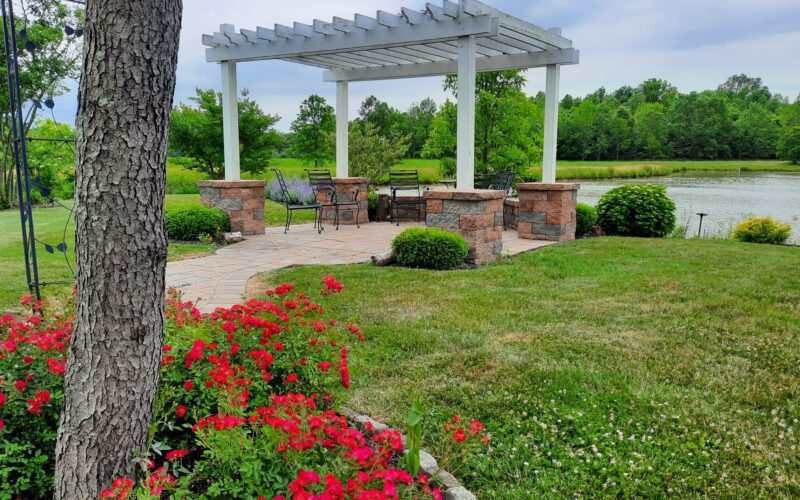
[{"left": 576, "top": 172, "right": 800, "bottom": 243}]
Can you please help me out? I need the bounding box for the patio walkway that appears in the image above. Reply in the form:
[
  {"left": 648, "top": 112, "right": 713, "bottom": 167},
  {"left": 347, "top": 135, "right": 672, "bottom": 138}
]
[{"left": 166, "top": 223, "right": 555, "bottom": 312}]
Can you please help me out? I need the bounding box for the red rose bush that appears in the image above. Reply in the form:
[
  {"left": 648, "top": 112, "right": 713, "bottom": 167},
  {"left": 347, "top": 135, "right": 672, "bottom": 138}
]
[{"left": 0, "top": 279, "right": 485, "bottom": 498}]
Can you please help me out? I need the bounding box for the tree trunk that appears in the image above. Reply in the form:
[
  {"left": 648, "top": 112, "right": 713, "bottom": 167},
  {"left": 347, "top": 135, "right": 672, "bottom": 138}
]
[{"left": 53, "top": 0, "right": 182, "bottom": 498}]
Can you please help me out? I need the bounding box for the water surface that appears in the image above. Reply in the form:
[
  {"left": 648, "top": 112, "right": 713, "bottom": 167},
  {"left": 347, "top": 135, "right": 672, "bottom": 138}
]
[{"left": 577, "top": 172, "right": 800, "bottom": 243}]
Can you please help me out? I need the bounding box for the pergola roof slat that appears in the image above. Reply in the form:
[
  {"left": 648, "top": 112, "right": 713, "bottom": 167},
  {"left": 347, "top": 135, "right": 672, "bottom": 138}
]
[{"left": 202, "top": 1, "right": 578, "bottom": 82}]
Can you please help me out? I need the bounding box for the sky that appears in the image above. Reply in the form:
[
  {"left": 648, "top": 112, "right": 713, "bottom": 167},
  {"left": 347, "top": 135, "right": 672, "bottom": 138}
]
[{"left": 50, "top": 0, "right": 800, "bottom": 131}]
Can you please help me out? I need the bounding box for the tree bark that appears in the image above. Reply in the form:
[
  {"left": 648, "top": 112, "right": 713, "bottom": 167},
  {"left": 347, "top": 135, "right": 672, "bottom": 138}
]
[{"left": 53, "top": 1, "right": 182, "bottom": 498}]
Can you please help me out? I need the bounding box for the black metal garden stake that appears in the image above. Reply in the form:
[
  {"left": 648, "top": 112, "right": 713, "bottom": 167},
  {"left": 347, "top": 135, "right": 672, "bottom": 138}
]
[{"left": 696, "top": 212, "right": 708, "bottom": 237}]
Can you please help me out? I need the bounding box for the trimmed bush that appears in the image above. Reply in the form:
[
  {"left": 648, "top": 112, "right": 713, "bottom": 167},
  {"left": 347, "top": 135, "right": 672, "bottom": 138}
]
[
  {"left": 165, "top": 205, "right": 230, "bottom": 241},
  {"left": 392, "top": 227, "right": 468, "bottom": 270},
  {"left": 733, "top": 216, "right": 791, "bottom": 245},
  {"left": 596, "top": 184, "right": 676, "bottom": 237},
  {"left": 576, "top": 203, "right": 597, "bottom": 236}
]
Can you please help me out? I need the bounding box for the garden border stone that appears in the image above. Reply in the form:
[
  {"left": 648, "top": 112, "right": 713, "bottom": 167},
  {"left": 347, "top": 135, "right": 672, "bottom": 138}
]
[{"left": 340, "top": 407, "right": 477, "bottom": 500}]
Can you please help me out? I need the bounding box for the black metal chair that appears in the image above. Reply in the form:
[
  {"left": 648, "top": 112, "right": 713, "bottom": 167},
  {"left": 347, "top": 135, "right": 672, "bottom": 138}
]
[
  {"left": 389, "top": 170, "right": 426, "bottom": 226},
  {"left": 490, "top": 171, "right": 517, "bottom": 227},
  {"left": 272, "top": 169, "right": 322, "bottom": 234},
  {"left": 305, "top": 169, "right": 361, "bottom": 230},
  {"left": 474, "top": 173, "right": 494, "bottom": 189},
  {"left": 490, "top": 171, "right": 516, "bottom": 196}
]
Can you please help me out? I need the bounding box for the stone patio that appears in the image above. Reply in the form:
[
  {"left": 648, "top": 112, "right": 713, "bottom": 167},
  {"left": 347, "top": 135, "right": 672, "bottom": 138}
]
[{"left": 166, "top": 222, "right": 555, "bottom": 312}]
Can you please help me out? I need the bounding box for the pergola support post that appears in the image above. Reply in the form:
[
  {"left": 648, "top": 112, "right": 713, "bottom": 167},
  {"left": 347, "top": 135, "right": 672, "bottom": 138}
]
[
  {"left": 456, "top": 35, "right": 476, "bottom": 190},
  {"left": 542, "top": 63, "right": 560, "bottom": 184},
  {"left": 221, "top": 60, "right": 240, "bottom": 180},
  {"left": 336, "top": 80, "right": 349, "bottom": 177}
]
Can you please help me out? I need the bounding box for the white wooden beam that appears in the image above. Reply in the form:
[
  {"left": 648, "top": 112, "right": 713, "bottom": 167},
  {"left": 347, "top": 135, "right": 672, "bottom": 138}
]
[
  {"left": 377, "top": 10, "right": 404, "bottom": 27},
  {"left": 256, "top": 27, "right": 277, "bottom": 41},
  {"left": 206, "top": 14, "right": 498, "bottom": 62},
  {"left": 221, "top": 61, "right": 240, "bottom": 180},
  {"left": 323, "top": 48, "right": 579, "bottom": 81},
  {"left": 402, "top": 7, "right": 430, "bottom": 24},
  {"left": 542, "top": 63, "right": 560, "bottom": 183},
  {"left": 313, "top": 20, "right": 337, "bottom": 35},
  {"left": 336, "top": 81, "right": 349, "bottom": 177},
  {"left": 461, "top": 0, "right": 572, "bottom": 49},
  {"left": 456, "top": 35, "right": 476, "bottom": 190},
  {"left": 293, "top": 22, "right": 315, "bottom": 37},
  {"left": 354, "top": 14, "right": 379, "bottom": 30},
  {"left": 240, "top": 29, "right": 259, "bottom": 43}
]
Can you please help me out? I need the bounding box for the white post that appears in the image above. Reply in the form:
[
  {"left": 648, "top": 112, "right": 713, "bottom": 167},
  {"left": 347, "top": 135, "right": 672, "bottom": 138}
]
[
  {"left": 542, "top": 63, "right": 561, "bottom": 184},
  {"left": 456, "top": 35, "right": 476, "bottom": 189},
  {"left": 221, "top": 60, "right": 240, "bottom": 180},
  {"left": 336, "top": 80, "right": 349, "bottom": 177}
]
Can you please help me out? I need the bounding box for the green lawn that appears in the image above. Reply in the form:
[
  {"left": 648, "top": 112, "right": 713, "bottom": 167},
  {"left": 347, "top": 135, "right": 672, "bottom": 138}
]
[
  {"left": 0, "top": 194, "right": 317, "bottom": 310},
  {"left": 258, "top": 238, "right": 800, "bottom": 497}
]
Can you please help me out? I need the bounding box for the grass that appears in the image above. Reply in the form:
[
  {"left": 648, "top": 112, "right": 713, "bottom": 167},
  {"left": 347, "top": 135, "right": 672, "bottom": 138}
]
[
  {"left": 166, "top": 158, "right": 800, "bottom": 193},
  {"left": 258, "top": 238, "right": 800, "bottom": 497},
  {"left": 0, "top": 193, "right": 318, "bottom": 310}
]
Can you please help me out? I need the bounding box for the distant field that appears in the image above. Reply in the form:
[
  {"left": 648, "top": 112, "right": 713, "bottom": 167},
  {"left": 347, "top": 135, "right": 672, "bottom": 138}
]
[{"left": 167, "top": 158, "right": 800, "bottom": 192}]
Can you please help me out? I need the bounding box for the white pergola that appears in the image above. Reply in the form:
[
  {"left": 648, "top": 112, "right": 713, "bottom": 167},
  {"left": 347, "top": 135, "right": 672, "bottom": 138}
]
[{"left": 202, "top": 0, "right": 579, "bottom": 188}]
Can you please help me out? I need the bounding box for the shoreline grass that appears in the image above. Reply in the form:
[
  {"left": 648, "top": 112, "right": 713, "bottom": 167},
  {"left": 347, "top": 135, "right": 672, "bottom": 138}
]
[
  {"left": 167, "top": 158, "right": 800, "bottom": 193},
  {"left": 261, "top": 238, "right": 800, "bottom": 497}
]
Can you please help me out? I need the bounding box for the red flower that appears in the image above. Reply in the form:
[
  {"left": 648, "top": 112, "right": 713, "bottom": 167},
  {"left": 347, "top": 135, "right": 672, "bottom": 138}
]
[
  {"left": 222, "top": 321, "right": 237, "bottom": 334},
  {"left": 46, "top": 358, "right": 66, "bottom": 376},
  {"left": 22, "top": 355, "right": 33, "bottom": 364},
  {"left": 284, "top": 373, "right": 298, "bottom": 384},
  {"left": 13, "top": 380, "right": 26, "bottom": 391},
  {"left": 35, "top": 389, "right": 50, "bottom": 404},
  {"left": 317, "top": 361, "right": 331, "bottom": 372},
  {"left": 176, "top": 405, "right": 188, "bottom": 418},
  {"left": 275, "top": 284, "right": 294, "bottom": 296},
  {"left": 165, "top": 449, "right": 189, "bottom": 461},
  {"left": 452, "top": 429, "right": 466, "bottom": 443},
  {"left": 184, "top": 380, "right": 194, "bottom": 391},
  {"left": 0, "top": 418, "right": 4, "bottom": 431}
]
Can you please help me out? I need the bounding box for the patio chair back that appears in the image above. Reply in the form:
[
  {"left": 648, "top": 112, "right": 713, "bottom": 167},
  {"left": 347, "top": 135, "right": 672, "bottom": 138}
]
[
  {"left": 490, "top": 171, "right": 516, "bottom": 196},
  {"left": 305, "top": 169, "right": 335, "bottom": 202},
  {"left": 474, "top": 173, "right": 494, "bottom": 189},
  {"left": 272, "top": 168, "right": 293, "bottom": 205},
  {"left": 389, "top": 170, "right": 421, "bottom": 196}
]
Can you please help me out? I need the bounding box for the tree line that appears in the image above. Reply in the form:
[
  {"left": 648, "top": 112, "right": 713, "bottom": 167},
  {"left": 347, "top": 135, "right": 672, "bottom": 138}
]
[{"left": 168, "top": 72, "right": 800, "bottom": 181}]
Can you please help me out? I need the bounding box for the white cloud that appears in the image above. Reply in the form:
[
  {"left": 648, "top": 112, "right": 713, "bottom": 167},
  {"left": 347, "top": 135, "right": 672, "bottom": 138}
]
[{"left": 50, "top": 0, "right": 800, "bottom": 128}]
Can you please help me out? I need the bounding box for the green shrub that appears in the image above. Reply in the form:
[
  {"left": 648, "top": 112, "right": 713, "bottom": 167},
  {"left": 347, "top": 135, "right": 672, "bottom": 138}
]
[
  {"left": 596, "top": 184, "right": 676, "bottom": 237},
  {"left": 165, "top": 205, "right": 229, "bottom": 241},
  {"left": 732, "top": 216, "right": 791, "bottom": 245},
  {"left": 576, "top": 203, "right": 597, "bottom": 236},
  {"left": 392, "top": 227, "right": 468, "bottom": 270}
]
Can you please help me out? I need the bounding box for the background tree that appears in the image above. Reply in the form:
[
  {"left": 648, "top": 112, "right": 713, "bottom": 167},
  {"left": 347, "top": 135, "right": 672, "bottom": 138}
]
[
  {"left": 53, "top": 0, "right": 182, "bottom": 497},
  {"left": 169, "top": 88, "right": 282, "bottom": 179},
  {"left": 289, "top": 94, "right": 334, "bottom": 167},
  {"left": 427, "top": 70, "right": 541, "bottom": 174},
  {"left": 355, "top": 95, "right": 403, "bottom": 137},
  {"left": 778, "top": 126, "right": 800, "bottom": 164},
  {"left": 26, "top": 118, "right": 76, "bottom": 199},
  {"left": 401, "top": 97, "right": 437, "bottom": 158},
  {"left": 348, "top": 122, "right": 408, "bottom": 186},
  {"left": 0, "top": 0, "right": 82, "bottom": 208}
]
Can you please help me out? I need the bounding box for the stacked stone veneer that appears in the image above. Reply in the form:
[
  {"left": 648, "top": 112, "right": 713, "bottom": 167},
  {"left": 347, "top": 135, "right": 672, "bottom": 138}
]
[
  {"left": 197, "top": 180, "right": 265, "bottom": 235},
  {"left": 318, "top": 177, "right": 369, "bottom": 225},
  {"left": 516, "top": 183, "right": 579, "bottom": 242},
  {"left": 424, "top": 189, "right": 505, "bottom": 265},
  {"left": 503, "top": 198, "right": 519, "bottom": 230}
]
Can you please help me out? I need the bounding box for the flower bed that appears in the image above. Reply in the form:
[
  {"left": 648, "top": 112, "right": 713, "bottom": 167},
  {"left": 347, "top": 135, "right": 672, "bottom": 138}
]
[{"left": 0, "top": 278, "right": 486, "bottom": 499}]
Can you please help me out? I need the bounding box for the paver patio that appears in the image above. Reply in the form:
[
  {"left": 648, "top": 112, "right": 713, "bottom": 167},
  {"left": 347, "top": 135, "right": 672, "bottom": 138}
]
[{"left": 166, "top": 222, "right": 555, "bottom": 312}]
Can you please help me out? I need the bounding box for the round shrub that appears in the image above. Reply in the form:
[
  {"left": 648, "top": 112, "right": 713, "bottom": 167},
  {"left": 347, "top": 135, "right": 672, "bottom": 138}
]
[
  {"left": 165, "top": 205, "right": 230, "bottom": 241},
  {"left": 576, "top": 203, "right": 597, "bottom": 236},
  {"left": 392, "top": 227, "right": 468, "bottom": 270},
  {"left": 733, "top": 216, "right": 791, "bottom": 245},
  {"left": 596, "top": 184, "right": 676, "bottom": 237}
]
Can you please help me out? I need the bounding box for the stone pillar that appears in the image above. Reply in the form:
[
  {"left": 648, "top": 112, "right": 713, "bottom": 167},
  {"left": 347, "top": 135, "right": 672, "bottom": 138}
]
[
  {"left": 319, "top": 177, "right": 369, "bottom": 225},
  {"left": 197, "top": 180, "right": 265, "bottom": 235},
  {"left": 516, "top": 183, "right": 579, "bottom": 242},
  {"left": 424, "top": 189, "right": 504, "bottom": 265},
  {"left": 503, "top": 198, "right": 519, "bottom": 230}
]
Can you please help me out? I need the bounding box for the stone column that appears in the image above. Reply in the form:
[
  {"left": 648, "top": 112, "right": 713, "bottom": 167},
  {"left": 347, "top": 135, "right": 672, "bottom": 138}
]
[
  {"left": 197, "top": 180, "right": 265, "bottom": 235},
  {"left": 516, "top": 183, "right": 579, "bottom": 242},
  {"left": 424, "top": 189, "right": 505, "bottom": 265},
  {"left": 319, "top": 177, "right": 369, "bottom": 225}
]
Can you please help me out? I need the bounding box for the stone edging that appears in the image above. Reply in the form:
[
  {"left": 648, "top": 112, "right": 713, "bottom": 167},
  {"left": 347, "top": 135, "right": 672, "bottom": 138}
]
[{"left": 340, "top": 407, "right": 477, "bottom": 500}]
